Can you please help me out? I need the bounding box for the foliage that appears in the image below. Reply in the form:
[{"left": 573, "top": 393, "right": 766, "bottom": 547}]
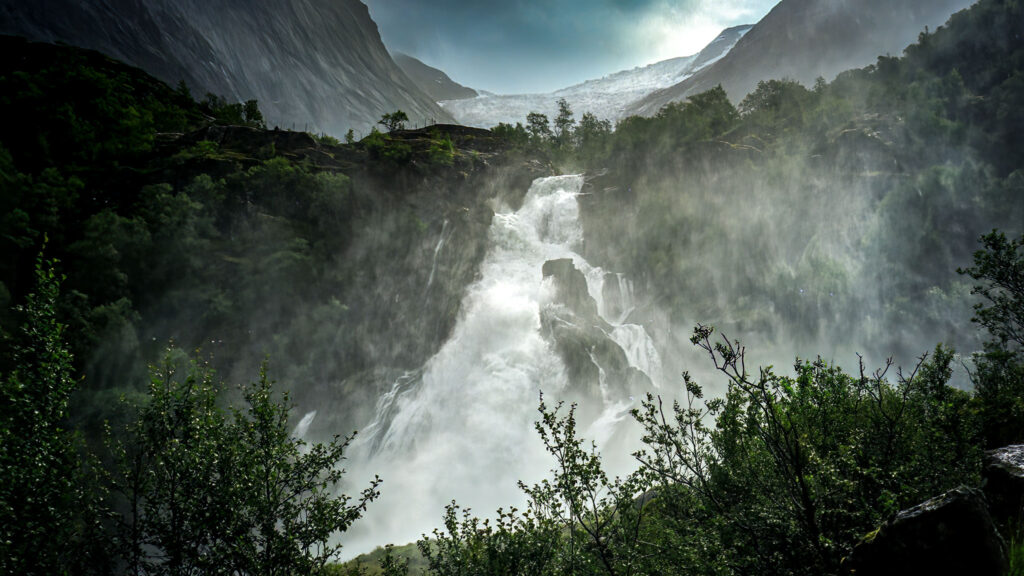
[
  {"left": 492, "top": 121, "right": 531, "bottom": 149},
  {"left": 420, "top": 397, "right": 651, "bottom": 576},
  {"left": 199, "top": 93, "right": 266, "bottom": 129},
  {"left": 364, "top": 128, "right": 413, "bottom": 164},
  {"left": 960, "top": 230, "right": 1024, "bottom": 446},
  {"left": 316, "top": 132, "right": 343, "bottom": 147},
  {"left": 1009, "top": 522, "right": 1024, "bottom": 576},
  {"left": 573, "top": 112, "right": 612, "bottom": 163},
  {"left": 332, "top": 542, "right": 428, "bottom": 576},
  {"left": 526, "top": 112, "right": 552, "bottom": 142},
  {"left": 110, "top": 353, "right": 381, "bottom": 575},
  {"left": 632, "top": 326, "right": 980, "bottom": 575},
  {"left": 2, "top": 1, "right": 1023, "bottom": 573},
  {"left": 960, "top": 231, "right": 1024, "bottom": 350},
  {"left": 0, "top": 254, "right": 111, "bottom": 575},
  {"left": 523, "top": 0, "right": 1024, "bottom": 362},
  {"left": 379, "top": 544, "right": 412, "bottom": 576},
  {"left": 427, "top": 131, "right": 456, "bottom": 166},
  {"left": 554, "top": 98, "right": 575, "bottom": 148},
  {"left": 419, "top": 501, "right": 561, "bottom": 576},
  {"left": 379, "top": 110, "right": 410, "bottom": 132}
]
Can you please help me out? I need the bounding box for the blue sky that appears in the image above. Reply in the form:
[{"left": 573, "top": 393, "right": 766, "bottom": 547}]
[{"left": 363, "top": 0, "right": 780, "bottom": 94}]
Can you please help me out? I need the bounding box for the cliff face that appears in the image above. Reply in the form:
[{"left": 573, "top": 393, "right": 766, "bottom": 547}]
[
  {"left": 0, "top": 0, "right": 454, "bottom": 136},
  {"left": 628, "top": 0, "right": 976, "bottom": 115},
  {"left": 393, "top": 52, "right": 478, "bottom": 102}
]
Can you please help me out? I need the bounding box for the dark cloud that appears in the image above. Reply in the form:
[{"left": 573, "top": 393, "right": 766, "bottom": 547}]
[{"left": 365, "top": 0, "right": 776, "bottom": 94}]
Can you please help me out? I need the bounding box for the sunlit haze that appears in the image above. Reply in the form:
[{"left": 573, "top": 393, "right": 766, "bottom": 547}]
[{"left": 363, "top": 0, "right": 780, "bottom": 94}]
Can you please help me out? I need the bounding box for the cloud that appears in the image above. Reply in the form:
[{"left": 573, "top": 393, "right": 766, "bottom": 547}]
[{"left": 364, "top": 0, "right": 777, "bottom": 93}]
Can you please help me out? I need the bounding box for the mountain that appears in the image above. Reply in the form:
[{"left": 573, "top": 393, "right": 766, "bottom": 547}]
[
  {"left": 0, "top": 0, "right": 454, "bottom": 136},
  {"left": 628, "top": 0, "right": 976, "bottom": 116},
  {"left": 440, "top": 25, "right": 752, "bottom": 129},
  {"left": 393, "top": 52, "right": 478, "bottom": 102}
]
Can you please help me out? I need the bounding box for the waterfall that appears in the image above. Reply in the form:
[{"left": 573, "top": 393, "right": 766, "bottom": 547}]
[
  {"left": 425, "top": 219, "right": 451, "bottom": 293},
  {"left": 346, "top": 175, "right": 662, "bottom": 553},
  {"left": 617, "top": 273, "right": 635, "bottom": 322},
  {"left": 292, "top": 410, "right": 317, "bottom": 439}
]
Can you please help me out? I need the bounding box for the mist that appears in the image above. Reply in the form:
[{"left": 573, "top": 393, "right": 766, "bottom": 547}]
[{"left": 4, "top": 0, "right": 1021, "bottom": 571}]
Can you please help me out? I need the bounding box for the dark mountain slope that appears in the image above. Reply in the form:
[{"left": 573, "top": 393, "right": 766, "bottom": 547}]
[
  {"left": 0, "top": 0, "right": 454, "bottom": 136},
  {"left": 629, "top": 0, "right": 976, "bottom": 115},
  {"left": 393, "top": 52, "right": 478, "bottom": 102}
]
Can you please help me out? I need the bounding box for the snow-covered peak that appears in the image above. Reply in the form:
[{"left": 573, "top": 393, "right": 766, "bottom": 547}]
[{"left": 440, "top": 25, "right": 751, "bottom": 129}]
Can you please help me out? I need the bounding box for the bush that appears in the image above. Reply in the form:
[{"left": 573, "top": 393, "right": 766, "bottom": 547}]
[
  {"left": 110, "top": 354, "right": 381, "bottom": 575},
  {"left": 960, "top": 230, "right": 1024, "bottom": 447},
  {"left": 632, "top": 325, "right": 981, "bottom": 575}
]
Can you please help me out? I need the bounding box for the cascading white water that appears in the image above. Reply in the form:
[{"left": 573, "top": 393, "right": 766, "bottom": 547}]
[
  {"left": 425, "top": 219, "right": 451, "bottom": 293},
  {"left": 345, "top": 175, "right": 662, "bottom": 554},
  {"left": 616, "top": 273, "right": 636, "bottom": 322},
  {"left": 292, "top": 410, "right": 317, "bottom": 439}
]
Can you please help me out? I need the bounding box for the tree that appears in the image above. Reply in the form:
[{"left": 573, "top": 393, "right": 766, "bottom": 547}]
[
  {"left": 111, "top": 354, "right": 381, "bottom": 575},
  {"left": 379, "top": 110, "right": 409, "bottom": 132},
  {"left": 526, "top": 112, "right": 552, "bottom": 142},
  {"left": 345, "top": 128, "right": 356, "bottom": 144},
  {"left": 419, "top": 501, "right": 561, "bottom": 576},
  {"left": 243, "top": 99, "right": 266, "bottom": 129},
  {"left": 201, "top": 94, "right": 266, "bottom": 129},
  {"left": 573, "top": 112, "right": 611, "bottom": 160},
  {"left": 519, "top": 397, "right": 650, "bottom": 576},
  {"left": 0, "top": 254, "right": 111, "bottom": 575},
  {"left": 491, "top": 122, "right": 530, "bottom": 148},
  {"left": 553, "top": 98, "right": 575, "bottom": 148},
  {"left": 632, "top": 325, "right": 980, "bottom": 576},
  {"left": 378, "top": 544, "right": 410, "bottom": 576},
  {"left": 421, "top": 396, "right": 649, "bottom": 576},
  {"left": 959, "top": 230, "right": 1024, "bottom": 446}
]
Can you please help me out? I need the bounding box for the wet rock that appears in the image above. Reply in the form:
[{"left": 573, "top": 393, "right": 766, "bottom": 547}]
[
  {"left": 983, "top": 444, "right": 1024, "bottom": 527},
  {"left": 845, "top": 486, "right": 1007, "bottom": 576},
  {"left": 540, "top": 259, "right": 650, "bottom": 421},
  {"left": 543, "top": 258, "right": 599, "bottom": 321}
]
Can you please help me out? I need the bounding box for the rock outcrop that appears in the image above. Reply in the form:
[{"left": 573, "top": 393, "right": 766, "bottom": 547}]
[
  {"left": 845, "top": 487, "right": 1008, "bottom": 575},
  {"left": 984, "top": 444, "right": 1024, "bottom": 527},
  {"left": 540, "top": 258, "right": 650, "bottom": 419}
]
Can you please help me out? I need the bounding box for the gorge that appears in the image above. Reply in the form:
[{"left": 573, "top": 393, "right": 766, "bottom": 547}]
[{"left": 2, "top": 0, "right": 1024, "bottom": 573}]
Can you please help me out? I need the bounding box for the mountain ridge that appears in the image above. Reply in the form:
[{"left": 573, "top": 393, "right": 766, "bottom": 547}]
[
  {"left": 628, "top": 0, "right": 977, "bottom": 115},
  {"left": 0, "top": 0, "right": 454, "bottom": 136},
  {"left": 440, "top": 25, "right": 752, "bottom": 129},
  {"left": 393, "top": 52, "right": 478, "bottom": 102}
]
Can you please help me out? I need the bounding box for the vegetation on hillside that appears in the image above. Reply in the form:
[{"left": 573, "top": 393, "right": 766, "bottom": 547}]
[
  {"left": 0, "top": 35, "right": 504, "bottom": 443},
  {"left": 496, "top": 0, "right": 1024, "bottom": 363},
  {"left": 2, "top": 0, "right": 1024, "bottom": 573}
]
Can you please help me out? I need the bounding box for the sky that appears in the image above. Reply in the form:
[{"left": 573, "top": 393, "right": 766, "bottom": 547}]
[{"left": 363, "top": 0, "right": 780, "bottom": 94}]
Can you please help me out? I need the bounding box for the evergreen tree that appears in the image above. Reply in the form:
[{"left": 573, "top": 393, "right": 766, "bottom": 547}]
[{"left": 553, "top": 98, "right": 575, "bottom": 148}]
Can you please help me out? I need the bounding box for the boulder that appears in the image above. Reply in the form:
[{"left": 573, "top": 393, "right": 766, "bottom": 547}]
[
  {"left": 542, "top": 258, "right": 599, "bottom": 321},
  {"left": 539, "top": 258, "right": 650, "bottom": 421},
  {"left": 983, "top": 444, "right": 1024, "bottom": 527},
  {"left": 845, "top": 486, "right": 1007, "bottom": 576}
]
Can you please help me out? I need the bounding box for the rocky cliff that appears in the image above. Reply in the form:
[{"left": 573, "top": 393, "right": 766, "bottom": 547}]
[
  {"left": 628, "top": 0, "right": 976, "bottom": 114},
  {"left": 0, "top": 0, "right": 454, "bottom": 136},
  {"left": 393, "top": 52, "right": 478, "bottom": 102}
]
